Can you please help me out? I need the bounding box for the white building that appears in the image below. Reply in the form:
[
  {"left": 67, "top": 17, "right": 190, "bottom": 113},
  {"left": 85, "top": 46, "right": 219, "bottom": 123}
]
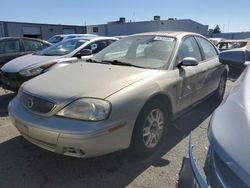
[{"left": 87, "top": 17, "right": 208, "bottom": 36}]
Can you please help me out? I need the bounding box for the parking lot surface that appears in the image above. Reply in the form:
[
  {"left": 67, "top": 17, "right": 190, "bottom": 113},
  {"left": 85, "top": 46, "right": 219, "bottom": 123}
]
[{"left": 0, "top": 76, "right": 236, "bottom": 188}]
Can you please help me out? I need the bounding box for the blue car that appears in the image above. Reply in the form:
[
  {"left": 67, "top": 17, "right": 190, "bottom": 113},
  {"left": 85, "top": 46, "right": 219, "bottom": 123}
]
[{"left": 177, "top": 48, "right": 250, "bottom": 188}]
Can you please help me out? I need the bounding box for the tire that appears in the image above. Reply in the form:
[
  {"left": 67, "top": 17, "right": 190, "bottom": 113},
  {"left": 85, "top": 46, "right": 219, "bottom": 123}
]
[
  {"left": 214, "top": 73, "right": 227, "bottom": 102},
  {"left": 130, "top": 99, "right": 170, "bottom": 158},
  {"left": 178, "top": 157, "right": 197, "bottom": 188}
]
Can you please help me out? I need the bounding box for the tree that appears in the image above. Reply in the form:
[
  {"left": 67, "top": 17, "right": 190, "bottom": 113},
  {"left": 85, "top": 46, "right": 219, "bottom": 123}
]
[{"left": 213, "top": 25, "right": 221, "bottom": 33}]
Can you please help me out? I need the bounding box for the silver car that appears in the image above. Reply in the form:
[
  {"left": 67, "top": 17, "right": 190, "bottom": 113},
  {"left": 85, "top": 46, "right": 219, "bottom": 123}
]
[{"left": 9, "top": 32, "right": 228, "bottom": 158}]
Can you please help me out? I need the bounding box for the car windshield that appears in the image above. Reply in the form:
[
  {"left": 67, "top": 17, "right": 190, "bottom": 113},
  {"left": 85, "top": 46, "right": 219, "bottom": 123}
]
[
  {"left": 48, "top": 36, "right": 64, "bottom": 44},
  {"left": 38, "top": 38, "right": 87, "bottom": 56},
  {"left": 92, "top": 35, "right": 176, "bottom": 69}
]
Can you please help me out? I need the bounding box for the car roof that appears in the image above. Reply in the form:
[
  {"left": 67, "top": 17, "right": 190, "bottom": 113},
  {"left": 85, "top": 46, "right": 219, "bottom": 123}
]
[
  {"left": 87, "top": 36, "right": 119, "bottom": 41},
  {"left": 52, "top": 34, "right": 97, "bottom": 37},
  {"left": 218, "top": 40, "right": 248, "bottom": 43},
  {"left": 131, "top": 31, "right": 204, "bottom": 38},
  {"left": 0, "top": 37, "right": 50, "bottom": 44},
  {"left": 62, "top": 36, "right": 118, "bottom": 42}
]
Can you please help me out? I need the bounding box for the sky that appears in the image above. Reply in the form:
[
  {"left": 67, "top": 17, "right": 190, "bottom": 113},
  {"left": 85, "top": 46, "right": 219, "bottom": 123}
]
[{"left": 0, "top": 0, "right": 249, "bottom": 32}]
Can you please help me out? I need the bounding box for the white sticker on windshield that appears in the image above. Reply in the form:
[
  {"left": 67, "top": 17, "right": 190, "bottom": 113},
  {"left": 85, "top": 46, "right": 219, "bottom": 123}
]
[{"left": 153, "top": 36, "right": 175, "bottom": 42}]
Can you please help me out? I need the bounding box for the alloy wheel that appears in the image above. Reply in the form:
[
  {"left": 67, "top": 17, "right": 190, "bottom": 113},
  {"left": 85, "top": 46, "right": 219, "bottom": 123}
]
[{"left": 142, "top": 109, "right": 165, "bottom": 149}]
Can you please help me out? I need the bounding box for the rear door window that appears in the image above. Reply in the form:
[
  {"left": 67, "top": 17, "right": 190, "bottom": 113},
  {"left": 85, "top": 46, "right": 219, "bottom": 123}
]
[
  {"left": 0, "top": 40, "right": 21, "bottom": 54},
  {"left": 196, "top": 37, "right": 218, "bottom": 60},
  {"left": 23, "top": 39, "right": 46, "bottom": 51}
]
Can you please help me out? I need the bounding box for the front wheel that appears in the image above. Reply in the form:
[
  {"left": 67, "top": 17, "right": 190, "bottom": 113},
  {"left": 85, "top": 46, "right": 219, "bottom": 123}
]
[
  {"left": 214, "top": 73, "right": 227, "bottom": 102},
  {"left": 130, "top": 100, "right": 170, "bottom": 158}
]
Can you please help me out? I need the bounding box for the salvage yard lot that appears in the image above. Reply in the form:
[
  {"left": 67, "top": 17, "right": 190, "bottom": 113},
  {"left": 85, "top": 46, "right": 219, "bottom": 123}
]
[{"left": 0, "top": 77, "right": 236, "bottom": 188}]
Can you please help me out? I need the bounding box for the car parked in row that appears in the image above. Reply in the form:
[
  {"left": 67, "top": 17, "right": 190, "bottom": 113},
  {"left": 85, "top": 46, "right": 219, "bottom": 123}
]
[
  {"left": 0, "top": 36, "right": 118, "bottom": 91},
  {"left": 216, "top": 39, "right": 248, "bottom": 51},
  {"left": 48, "top": 34, "right": 98, "bottom": 44},
  {"left": 208, "top": 38, "right": 224, "bottom": 46},
  {"left": 9, "top": 32, "right": 228, "bottom": 158},
  {"left": 177, "top": 49, "right": 250, "bottom": 188},
  {"left": 0, "top": 37, "right": 51, "bottom": 67}
]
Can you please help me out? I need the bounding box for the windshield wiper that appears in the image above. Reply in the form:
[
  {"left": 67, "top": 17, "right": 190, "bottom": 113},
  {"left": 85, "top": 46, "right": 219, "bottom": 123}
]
[
  {"left": 101, "top": 60, "right": 144, "bottom": 68},
  {"left": 42, "top": 53, "right": 57, "bottom": 56},
  {"left": 86, "top": 59, "right": 101, "bottom": 63}
]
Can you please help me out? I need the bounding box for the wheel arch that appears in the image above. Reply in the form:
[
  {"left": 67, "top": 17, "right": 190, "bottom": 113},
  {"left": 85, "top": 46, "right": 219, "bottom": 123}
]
[
  {"left": 129, "top": 92, "right": 173, "bottom": 152},
  {"left": 134, "top": 92, "right": 173, "bottom": 127}
]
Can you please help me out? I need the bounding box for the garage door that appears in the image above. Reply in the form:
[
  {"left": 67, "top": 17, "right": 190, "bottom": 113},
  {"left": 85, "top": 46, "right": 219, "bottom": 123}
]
[
  {"left": 23, "top": 27, "right": 41, "bottom": 38},
  {"left": 63, "top": 28, "right": 76, "bottom": 34}
]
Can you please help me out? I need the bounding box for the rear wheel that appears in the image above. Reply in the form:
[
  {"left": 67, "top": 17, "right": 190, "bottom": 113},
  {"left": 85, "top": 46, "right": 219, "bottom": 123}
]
[{"left": 131, "top": 99, "right": 170, "bottom": 157}]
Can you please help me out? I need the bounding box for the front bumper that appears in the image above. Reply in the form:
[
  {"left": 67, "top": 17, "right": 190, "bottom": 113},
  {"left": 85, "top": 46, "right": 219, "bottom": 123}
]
[
  {"left": 9, "top": 97, "right": 132, "bottom": 158},
  {"left": 178, "top": 134, "right": 209, "bottom": 188},
  {"left": 0, "top": 70, "right": 29, "bottom": 91},
  {"left": 178, "top": 134, "right": 249, "bottom": 188}
]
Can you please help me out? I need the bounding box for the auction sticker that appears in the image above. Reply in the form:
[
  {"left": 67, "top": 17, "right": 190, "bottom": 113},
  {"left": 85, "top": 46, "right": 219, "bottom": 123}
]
[{"left": 153, "top": 36, "right": 175, "bottom": 41}]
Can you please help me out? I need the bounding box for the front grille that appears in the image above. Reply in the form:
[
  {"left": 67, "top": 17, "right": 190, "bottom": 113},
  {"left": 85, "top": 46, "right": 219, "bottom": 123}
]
[
  {"left": 2, "top": 71, "right": 20, "bottom": 80},
  {"left": 0, "top": 70, "right": 32, "bottom": 91},
  {"left": 21, "top": 92, "right": 55, "bottom": 114}
]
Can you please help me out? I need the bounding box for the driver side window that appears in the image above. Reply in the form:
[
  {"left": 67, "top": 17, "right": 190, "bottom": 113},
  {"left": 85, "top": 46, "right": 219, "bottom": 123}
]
[
  {"left": 177, "top": 37, "right": 202, "bottom": 64},
  {"left": 84, "top": 40, "right": 109, "bottom": 54}
]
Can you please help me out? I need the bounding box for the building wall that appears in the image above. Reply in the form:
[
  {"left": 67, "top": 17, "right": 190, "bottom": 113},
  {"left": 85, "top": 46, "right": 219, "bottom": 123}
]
[
  {"left": 0, "top": 22, "right": 4, "bottom": 37},
  {"left": 87, "top": 19, "right": 208, "bottom": 36},
  {"left": 158, "top": 20, "right": 208, "bottom": 34},
  {"left": 106, "top": 21, "right": 158, "bottom": 36},
  {"left": 87, "top": 24, "right": 107, "bottom": 36},
  {"left": 0, "top": 21, "right": 86, "bottom": 40}
]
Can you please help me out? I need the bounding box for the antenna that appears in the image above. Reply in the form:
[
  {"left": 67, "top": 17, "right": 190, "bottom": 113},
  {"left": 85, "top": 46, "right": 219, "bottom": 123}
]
[{"left": 84, "top": 16, "right": 86, "bottom": 26}]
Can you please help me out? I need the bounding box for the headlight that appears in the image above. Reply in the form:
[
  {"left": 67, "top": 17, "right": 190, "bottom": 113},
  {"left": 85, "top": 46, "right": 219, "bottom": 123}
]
[
  {"left": 57, "top": 98, "right": 111, "bottom": 121},
  {"left": 19, "top": 62, "right": 57, "bottom": 77},
  {"left": 19, "top": 67, "right": 44, "bottom": 77}
]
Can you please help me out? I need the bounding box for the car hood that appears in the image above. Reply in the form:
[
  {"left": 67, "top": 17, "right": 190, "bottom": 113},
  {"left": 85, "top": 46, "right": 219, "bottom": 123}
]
[
  {"left": 209, "top": 66, "right": 250, "bottom": 186},
  {"left": 1, "top": 54, "right": 62, "bottom": 73},
  {"left": 22, "top": 62, "right": 159, "bottom": 104}
]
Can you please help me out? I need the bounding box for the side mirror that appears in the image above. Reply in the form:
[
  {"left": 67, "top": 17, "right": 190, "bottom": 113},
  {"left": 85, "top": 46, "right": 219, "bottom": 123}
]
[
  {"left": 179, "top": 57, "right": 199, "bottom": 67},
  {"left": 75, "top": 49, "right": 92, "bottom": 59},
  {"left": 219, "top": 50, "right": 246, "bottom": 67}
]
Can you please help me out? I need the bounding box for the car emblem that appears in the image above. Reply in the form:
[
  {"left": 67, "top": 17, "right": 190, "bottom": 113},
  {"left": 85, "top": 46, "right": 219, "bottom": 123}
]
[{"left": 26, "top": 97, "right": 34, "bottom": 109}]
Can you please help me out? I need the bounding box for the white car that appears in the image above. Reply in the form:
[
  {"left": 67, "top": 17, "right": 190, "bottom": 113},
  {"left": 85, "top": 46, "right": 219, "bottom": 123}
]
[
  {"left": 0, "top": 36, "right": 118, "bottom": 91},
  {"left": 48, "top": 34, "right": 98, "bottom": 44}
]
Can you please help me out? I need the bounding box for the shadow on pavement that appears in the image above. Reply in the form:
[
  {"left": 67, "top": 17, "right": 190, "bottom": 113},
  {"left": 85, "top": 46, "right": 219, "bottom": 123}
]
[{"left": 0, "top": 95, "right": 221, "bottom": 188}]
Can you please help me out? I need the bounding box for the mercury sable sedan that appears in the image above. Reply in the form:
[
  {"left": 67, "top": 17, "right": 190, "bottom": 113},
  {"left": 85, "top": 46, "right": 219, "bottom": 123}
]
[{"left": 9, "top": 32, "right": 228, "bottom": 158}]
